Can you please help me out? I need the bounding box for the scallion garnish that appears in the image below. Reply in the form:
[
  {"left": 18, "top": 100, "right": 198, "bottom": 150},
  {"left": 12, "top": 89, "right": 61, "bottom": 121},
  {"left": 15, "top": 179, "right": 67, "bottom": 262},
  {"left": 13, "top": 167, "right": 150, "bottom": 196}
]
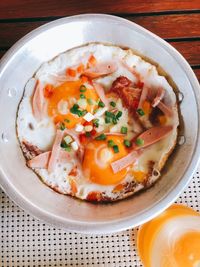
[
  {"left": 121, "top": 126, "right": 128, "bottom": 134},
  {"left": 105, "top": 117, "right": 111, "bottom": 124},
  {"left": 108, "top": 140, "right": 115, "bottom": 147},
  {"left": 110, "top": 101, "right": 116, "bottom": 107},
  {"left": 80, "top": 94, "right": 86, "bottom": 99},
  {"left": 116, "top": 111, "right": 122, "bottom": 120},
  {"left": 93, "top": 119, "right": 99, "bottom": 128},
  {"left": 113, "top": 145, "right": 119, "bottom": 153},
  {"left": 124, "top": 140, "right": 131, "bottom": 147},
  {"left": 95, "top": 134, "right": 106, "bottom": 141},
  {"left": 136, "top": 138, "right": 144, "bottom": 146},
  {"left": 80, "top": 85, "right": 87, "bottom": 92},
  {"left": 60, "top": 123, "right": 66, "bottom": 131},
  {"left": 98, "top": 101, "right": 105, "bottom": 108},
  {"left": 137, "top": 108, "right": 145, "bottom": 116}
]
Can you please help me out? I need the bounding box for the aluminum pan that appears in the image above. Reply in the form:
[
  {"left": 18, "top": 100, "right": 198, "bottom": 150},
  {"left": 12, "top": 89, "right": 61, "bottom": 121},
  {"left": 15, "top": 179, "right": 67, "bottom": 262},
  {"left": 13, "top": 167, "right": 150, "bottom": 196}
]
[{"left": 0, "top": 14, "right": 200, "bottom": 234}]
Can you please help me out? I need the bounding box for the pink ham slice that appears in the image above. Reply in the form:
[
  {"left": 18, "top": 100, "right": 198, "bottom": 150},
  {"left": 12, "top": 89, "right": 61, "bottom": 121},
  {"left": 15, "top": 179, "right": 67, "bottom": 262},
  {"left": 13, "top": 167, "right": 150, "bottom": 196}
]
[
  {"left": 93, "top": 82, "right": 109, "bottom": 108},
  {"left": 152, "top": 87, "right": 165, "bottom": 107},
  {"left": 111, "top": 151, "right": 139, "bottom": 174},
  {"left": 83, "top": 61, "right": 118, "bottom": 79},
  {"left": 138, "top": 86, "right": 149, "bottom": 110},
  {"left": 32, "top": 80, "right": 44, "bottom": 121},
  {"left": 157, "top": 101, "right": 173, "bottom": 117},
  {"left": 48, "top": 130, "right": 64, "bottom": 172},
  {"left": 28, "top": 151, "right": 71, "bottom": 169},
  {"left": 132, "top": 125, "right": 173, "bottom": 150}
]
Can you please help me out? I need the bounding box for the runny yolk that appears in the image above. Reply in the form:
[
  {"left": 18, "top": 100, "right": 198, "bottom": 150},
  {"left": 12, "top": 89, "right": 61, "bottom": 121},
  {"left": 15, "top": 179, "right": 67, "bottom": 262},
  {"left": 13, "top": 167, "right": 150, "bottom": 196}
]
[
  {"left": 82, "top": 136, "right": 129, "bottom": 185},
  {"left": 47, "top": 80, "right": 98, "bottom": 128}
]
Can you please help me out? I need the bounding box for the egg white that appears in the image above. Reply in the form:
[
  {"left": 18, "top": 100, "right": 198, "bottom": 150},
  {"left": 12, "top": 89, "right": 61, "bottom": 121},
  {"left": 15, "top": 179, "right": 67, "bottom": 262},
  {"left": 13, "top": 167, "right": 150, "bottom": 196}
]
[{"left": 17, "top": 43, "right": 179, "bottom": 201}]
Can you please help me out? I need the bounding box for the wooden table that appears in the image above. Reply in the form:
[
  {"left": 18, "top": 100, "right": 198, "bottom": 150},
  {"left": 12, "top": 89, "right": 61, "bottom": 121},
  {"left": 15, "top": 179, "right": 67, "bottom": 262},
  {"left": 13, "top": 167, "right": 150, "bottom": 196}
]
[{"left": 0, "top": 0, "right": 200, "bottom": 82}]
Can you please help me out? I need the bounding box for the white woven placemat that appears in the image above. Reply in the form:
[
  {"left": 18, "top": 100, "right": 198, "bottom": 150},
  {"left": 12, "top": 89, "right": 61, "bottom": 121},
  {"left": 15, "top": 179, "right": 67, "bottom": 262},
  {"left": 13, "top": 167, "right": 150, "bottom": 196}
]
[{"left": 1, "top": 168, "right": 200, "bottom": 267}]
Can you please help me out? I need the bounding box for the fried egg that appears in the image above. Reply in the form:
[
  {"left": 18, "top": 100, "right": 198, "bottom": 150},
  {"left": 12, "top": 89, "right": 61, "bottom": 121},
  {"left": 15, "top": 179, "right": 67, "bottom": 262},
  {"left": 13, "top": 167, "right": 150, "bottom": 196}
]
[
  {"left": 16, "top": 43, "right": 179, "bottom": 202},
  {"left": 137, "top": 204, "right": 200, "bottom": 267}
]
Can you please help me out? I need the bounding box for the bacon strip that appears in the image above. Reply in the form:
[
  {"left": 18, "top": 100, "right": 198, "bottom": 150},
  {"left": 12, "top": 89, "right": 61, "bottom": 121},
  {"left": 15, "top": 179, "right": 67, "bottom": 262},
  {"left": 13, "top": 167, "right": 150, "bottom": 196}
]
[
  {"left": 152, "top": 87, "right": 165, "bottom": 107},
  {"left": 28, "top": 150, "right": 71, "bottom": 169},
  {"left": 32, "top": 80, "right": 44, "bottom": 121},
  {"left": 111, "top": 151, "right": 138, "bottom": 173},
  {"left": 132, "top": 125, "right": 173, "bottom": 150},
  {"left": 48, "top": 130, "right": 64, "bottom": 172},
  {"left": 93, "top": 82, "right": 109, "bottom": 108},
  {"left": 157, "top": 101, "right": 173, "bottom": 117},
  {"left": 83, "top": 61, "right": 118, "bottom": 79}
]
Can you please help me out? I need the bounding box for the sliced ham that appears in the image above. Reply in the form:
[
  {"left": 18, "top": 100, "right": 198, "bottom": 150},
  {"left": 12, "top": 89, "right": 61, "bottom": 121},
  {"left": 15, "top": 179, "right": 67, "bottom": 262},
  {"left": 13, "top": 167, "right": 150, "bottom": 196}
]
[
  {"left": 32, "top": 80, "right": 44, "bottom": 121},
  {"left": 157, "top": 101, "right": 173, "bottom": 117},
  {"left": 132, "top": 125, "right": 173, "bottom": 150},
  {"left": 138, "top": 86, "right": 149, "bottom": 110},
  {"left": 48, "top": 130, "right": 64, "bottom": 172},
  {"left": 120, "top": 60, "right": 141, "bottom": 81},
  {"left": 83, "top": 61, "right": 118, "bottom": 79},
  {"left": 93, "top": 82, "right": 109, "bottom": 108},
  {"left": 28, "top": 150, "right": 71, "bottom": 169},
  {"left": 28, "top": 151, "right": 51, "bottom": 169},
  {"left": 104, "top": 132, "right": 125, "bottom": 136},
  {"left": 152, "top": 87, "right": 165, "bottom": 107},
  {"left": 111, "top": 151, "right": 139, "bottom": 174}
]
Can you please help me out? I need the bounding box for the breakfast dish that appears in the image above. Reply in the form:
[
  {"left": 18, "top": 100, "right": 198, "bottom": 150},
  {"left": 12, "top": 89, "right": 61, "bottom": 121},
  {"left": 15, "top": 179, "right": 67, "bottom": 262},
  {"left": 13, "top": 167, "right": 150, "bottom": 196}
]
[{"left": 16, "top": 43, "right": 179, "bottom": 202}]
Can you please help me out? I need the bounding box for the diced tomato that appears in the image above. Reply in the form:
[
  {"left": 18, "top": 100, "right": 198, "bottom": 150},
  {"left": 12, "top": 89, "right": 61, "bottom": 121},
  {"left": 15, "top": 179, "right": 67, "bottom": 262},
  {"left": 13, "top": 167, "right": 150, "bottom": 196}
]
[
  {"left": 44, "top": 84, "right": 54, "bottom": 98},
  {"left": 79, "top": 133, "right": 87, "bottom": 144},
  {"left": 77, "top": 64, "right": 84, "bottom": 73},
  {"left": 81, "top": 75, "right": 88, "bottom": 83},
  {"left": 132, "top": 100, "right": 139, "bottom": 109},
  {"left": 86, "top": 191, "right": 101, "bottom": 202},
  {"left": 83, "top": 121, "right": 92, "bottom": 126},
  {"left": 66, "top": 68, "right": 76, "bottom": 77},
  {"left": 136, "top": 81, "right": 144, "bottom": 89},
  {"left": 88, "top": 55, "right": 97, "bottom": 66},
  {"left": 90, "top": 129, "right": 97, "bottom": 137}
]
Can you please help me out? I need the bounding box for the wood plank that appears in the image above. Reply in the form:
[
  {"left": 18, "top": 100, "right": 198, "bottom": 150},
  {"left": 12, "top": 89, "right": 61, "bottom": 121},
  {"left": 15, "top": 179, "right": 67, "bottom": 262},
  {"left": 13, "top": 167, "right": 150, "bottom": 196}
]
[
  {"left": 194, "top": 69, "right": 200, "bottom": 82},
  {"left": 0, "top": 14, "right": 199, "bottom": 49},
  {"left": 0, "top": 0, "right": 200, "bottom": 19},
  {"left": 129, "top": 14, "right": 200, "bottom": 39},
  {"left": 169, "top": 41, "right": 200, "bottom": 66}
]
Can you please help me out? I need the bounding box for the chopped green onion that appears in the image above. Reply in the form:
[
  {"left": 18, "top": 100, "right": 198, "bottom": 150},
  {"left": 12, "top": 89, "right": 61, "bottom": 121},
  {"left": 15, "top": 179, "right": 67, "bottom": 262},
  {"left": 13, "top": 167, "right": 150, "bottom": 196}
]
[
  {"left": 87, "top": 98, "right": 94, "bottom": 105},
  {"left": 98, "top": 101, "right": 105, "bottom": 108},
  {"left": 95, "top": 134, "right": 106, "bottom": 141},
  {"left": 121, "top": 126, "right": 128, "bottom": 134},
  {"left": 113, "top": 145, "right": 119, "bottom": 153},
  {"left": 61, "top": 142, "right": 71, "bottom": 152},
  {"left": 137, "top": 108, "right": 145, "bottom": 116},
  {"left": 64, "top": 118, "right": 70, "bottom": 123},
  {"left": 93, "top": 119, "right": 99, "bottom": 128},
  {"left": 116, "top": 111, "right": 122, "bottom": 120},
  {"left": 105, "top": 111, "right": 115, "bottom": 118},
  {"left": 124, "top": 140, "right": 131, "bottom": 147},
  {"left": 80, "top": 85, "right": 87, "bottom": 92},
  {"left": 136, "top": 138, "right": 144, "bottom": 146},
  {"left": 112, "top": 117, "right": 117, "bottom": 125},
  {"left": 108, "top": 140, "right": 115, "bottom": 147},
  {"left": 60, "top": 123, "right": 65, "bottom": 131},
  {"left": 70, "top": 104, "right": 87, "bottom": 117},
  {"left": 110, "top": 101, "right": 116, "bottom": 107},
  {"left": 105, "top": 117, "right": 111, "bottom": 124},
  {"left": 80, "top": 94, "right": 86, "bottom": 99},
  {"left": 85, "top": 132, "right": 91, "bottom": 137}
]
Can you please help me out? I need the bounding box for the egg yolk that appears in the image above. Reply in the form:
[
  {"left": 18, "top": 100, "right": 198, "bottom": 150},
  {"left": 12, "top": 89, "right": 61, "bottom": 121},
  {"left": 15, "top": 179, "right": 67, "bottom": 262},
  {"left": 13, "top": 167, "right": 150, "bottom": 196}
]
[
  {"left": 82, "top": 135, "right": 128, "bottom": 185},
  {"left": 47, "top": 80, "right": 98, "bottom": 128},
  {"left": 137, "top": 204, "right": 200, "bottom": 267}
]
